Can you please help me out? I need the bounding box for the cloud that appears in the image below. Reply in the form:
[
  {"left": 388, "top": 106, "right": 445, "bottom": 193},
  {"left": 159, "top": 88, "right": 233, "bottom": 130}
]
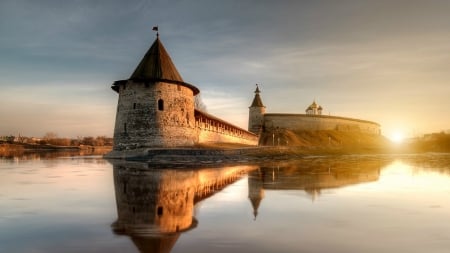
[{"left": 0, "top": 0, "right": 449, "bottom": 137}]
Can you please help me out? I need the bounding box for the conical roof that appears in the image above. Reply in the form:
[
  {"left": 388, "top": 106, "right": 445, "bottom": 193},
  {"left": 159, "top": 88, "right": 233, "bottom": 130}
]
[
  {"left": 250, "top": 94, "right": 264, "bottom": 107},
  {"left": 113, "top": 37, "right": 199, "bottom": 95},
  {"left": 130, "top": 37, "right": 184, "bottom": 82},
  {"left": 250, "top": 85, "right": 265, "bottom": 107}
]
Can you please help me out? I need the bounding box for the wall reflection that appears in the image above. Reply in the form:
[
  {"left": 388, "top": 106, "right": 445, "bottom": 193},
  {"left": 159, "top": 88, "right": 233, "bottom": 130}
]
[
  {"left": 108, "top": 160, "right": 258, "bottom": 253},
  {"left": 109, "top": 157, "right": 392, "bottom": 252},
  {"left": 248, "top": 157, "right": 391, "bottom": 216}
]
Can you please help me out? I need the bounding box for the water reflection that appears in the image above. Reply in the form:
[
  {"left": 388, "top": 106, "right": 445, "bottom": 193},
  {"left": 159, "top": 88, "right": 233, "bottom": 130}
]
[
  {"left": 0, "top": 149, "right": 110, "bottom": 161},
  {"left": 108, "top": 157, "right": 394, "bottom": 252},
  {"left": 253, "top": 157, "right": 389, "bottom": 198},
  {"left": 247, "top": 157, "right": 391, "bottom": 220},
  {"left": 2, "top": 154, "right": 450, "bottom": 252},
  {"left": 399, "top": 153, "right": 450, "bottom": 175},
  {"left": 109, "top": 160, "right": 258, "bottom": 253}
]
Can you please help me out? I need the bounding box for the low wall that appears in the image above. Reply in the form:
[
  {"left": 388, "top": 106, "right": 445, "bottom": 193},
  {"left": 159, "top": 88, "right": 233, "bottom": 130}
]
[
  {"left": 263, "top": 114, "right": 380, "bottom": 135},
  {"left": 195, "top": 110, "right": 258, "bottom": 145},
  {"left": 198, "top": 129, "right": 258, "bottom": 145}
]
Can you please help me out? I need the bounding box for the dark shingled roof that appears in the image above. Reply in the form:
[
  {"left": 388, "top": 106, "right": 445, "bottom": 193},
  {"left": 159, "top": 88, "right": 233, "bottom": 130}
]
[
  {"left": 130, "top": 37, "right": 183, "bottom": 82},
  {"left": 250, "top": 86, "right": 265, "bottom": 107},
  {"left": 112, "top": 37, "right": 199, "bottom": 95},
  {"left": 250, "top": 94, "right": 264, "bottom": 107}
]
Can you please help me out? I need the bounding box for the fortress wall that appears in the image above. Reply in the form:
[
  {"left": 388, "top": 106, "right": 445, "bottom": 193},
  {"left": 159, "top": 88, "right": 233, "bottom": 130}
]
[
  {"left": 197, "top": 129, "right": 258, "bottom": 145},
  {"left": 263, "top": 114, "right": 380, "bottom": 135},
  {"left": 195, "top": 110, "right": 258, "bottom": 145}
]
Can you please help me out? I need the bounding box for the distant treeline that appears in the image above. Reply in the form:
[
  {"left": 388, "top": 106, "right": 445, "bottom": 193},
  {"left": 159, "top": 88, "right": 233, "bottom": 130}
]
[
  {"left": 407, "top": 132, "right": 450, "bottom": 152},
  {"left": 0, "top": 132, "right": 113, "bottom": 147}
]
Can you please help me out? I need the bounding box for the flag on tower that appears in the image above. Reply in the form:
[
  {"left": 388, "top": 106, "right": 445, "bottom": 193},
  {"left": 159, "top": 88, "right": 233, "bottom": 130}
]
[{"left": 152, "top": 26, "right": 158, "bottom": 31}]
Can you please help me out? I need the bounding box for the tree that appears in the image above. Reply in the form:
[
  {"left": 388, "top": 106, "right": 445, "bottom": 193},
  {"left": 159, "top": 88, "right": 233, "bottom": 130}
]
[
  {"left": 6, "top": 135, "right": 15, "bottom": 144},
  {"left": 94, "top": 136, "right": 105, "bottom": 146},
  {"left": 194, "top": 94, "right": 207, "bottom": 112},
  {"left": 82, "top": 136, "right": 95, "bottom": 146},
  {"left": 43, "top": 132, "right": 58, "bottom": 141}
]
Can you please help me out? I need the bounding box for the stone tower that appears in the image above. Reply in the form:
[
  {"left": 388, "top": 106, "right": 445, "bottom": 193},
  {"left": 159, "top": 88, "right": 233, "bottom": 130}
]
[
  {"left": 248, "top": 84, "right": 266, "bottom": 134},
  {"left": 110, "top": 36, "right": 200, "bottom": 152}
]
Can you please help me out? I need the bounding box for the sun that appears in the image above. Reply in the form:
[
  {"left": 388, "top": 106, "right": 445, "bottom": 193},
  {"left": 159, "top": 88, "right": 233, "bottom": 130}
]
[{"left": 389, "top": 131, "right": 405, "bottom": 144}]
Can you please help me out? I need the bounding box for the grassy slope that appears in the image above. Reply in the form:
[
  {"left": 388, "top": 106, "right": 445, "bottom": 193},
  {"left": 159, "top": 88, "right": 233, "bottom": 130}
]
[{"left": 259, "top": 129, "right": 392, "bottom": 154}]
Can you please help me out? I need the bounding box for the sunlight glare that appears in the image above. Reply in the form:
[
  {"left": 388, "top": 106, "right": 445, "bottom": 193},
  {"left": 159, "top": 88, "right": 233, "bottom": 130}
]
[{"left": 389, "top": 131, "right": 405, "bottom": 144}]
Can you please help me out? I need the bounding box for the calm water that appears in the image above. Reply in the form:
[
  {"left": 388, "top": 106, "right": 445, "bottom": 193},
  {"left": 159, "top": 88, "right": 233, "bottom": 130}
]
[{"left": 1, "top": 153, "right": 450, "bottom": 253}]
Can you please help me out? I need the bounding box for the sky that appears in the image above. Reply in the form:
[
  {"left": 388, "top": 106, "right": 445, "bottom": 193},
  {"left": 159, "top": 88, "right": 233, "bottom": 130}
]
[{"left": 0, "top": 0, "right": 449, "bottom": 140}]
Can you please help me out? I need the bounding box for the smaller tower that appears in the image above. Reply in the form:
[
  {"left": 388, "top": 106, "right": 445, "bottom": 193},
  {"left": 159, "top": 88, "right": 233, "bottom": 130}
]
[{"left": 248, "top": 84, "right": 266, "bottom": 134}]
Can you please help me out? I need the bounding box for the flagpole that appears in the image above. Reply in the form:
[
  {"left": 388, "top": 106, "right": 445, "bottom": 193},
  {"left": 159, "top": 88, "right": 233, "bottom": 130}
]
[{"left": 152, "top": 26, "right": 159, "bottom": 37}]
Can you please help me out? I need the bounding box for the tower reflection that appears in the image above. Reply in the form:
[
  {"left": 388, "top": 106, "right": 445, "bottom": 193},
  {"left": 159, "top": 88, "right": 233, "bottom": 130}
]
[
  {"left": 109, "top": 160, "right": 258, "bottom": 253},
  {"left": 248, "top": 157, "right": 390, "bottom": 216},
  {"left": 109, "top": 157, "right": 390, "bottom": 252}
]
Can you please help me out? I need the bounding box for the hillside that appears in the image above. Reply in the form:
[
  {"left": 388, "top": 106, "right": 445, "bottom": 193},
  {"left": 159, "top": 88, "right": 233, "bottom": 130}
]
[{"left": 259, "top": 129, "right": 392, "bottom": 153}]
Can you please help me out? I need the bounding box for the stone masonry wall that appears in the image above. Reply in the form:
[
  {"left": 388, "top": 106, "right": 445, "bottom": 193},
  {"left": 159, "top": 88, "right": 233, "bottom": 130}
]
[
  {"left": 113, "top": 81, "right": 197, "bottom": 150},
  {"left": 195, "top": 111, "right": 258, "bottom": 146},
  {"left": 248, "top": 106, "right": 266, "bottom": 134},
  {"left": 197, "top": 129, "right": 258, "bottom": 145},
  {"left": 263, "top": 114, "right": 380, "bottom": 135}
]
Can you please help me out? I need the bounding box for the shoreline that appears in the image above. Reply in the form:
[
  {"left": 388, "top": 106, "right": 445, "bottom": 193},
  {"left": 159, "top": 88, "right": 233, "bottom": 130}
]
[
  {"left": 103, "top": 145, "right": 443, "bottom": 166},
  {"left": 2, "top": 143, "right": 449, "bottom": 165},
  {"left": 0, "top": 143, "right": 112, "bottom": 150},
  {"left": 0, "top": 143, "right": 112, "bottom": 157}
]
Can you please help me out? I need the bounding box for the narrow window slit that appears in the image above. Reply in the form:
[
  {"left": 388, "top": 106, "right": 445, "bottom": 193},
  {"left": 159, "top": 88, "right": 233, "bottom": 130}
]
[{"left": 158, "top": 99, "right": 164, "bottom": 111}]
